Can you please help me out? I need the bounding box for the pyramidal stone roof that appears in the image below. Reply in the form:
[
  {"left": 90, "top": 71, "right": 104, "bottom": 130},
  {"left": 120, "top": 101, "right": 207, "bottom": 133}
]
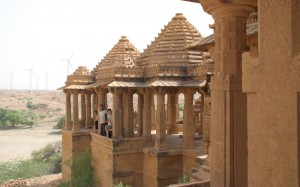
[
  {"left": 92, "top": 36, "right": 140, "bottom": 75},
  {"left": 136, "top": 13, "right": 203, "bottom": 66},
  {"left": 66, "top": 66, "right": 94, "bottom": 86}
]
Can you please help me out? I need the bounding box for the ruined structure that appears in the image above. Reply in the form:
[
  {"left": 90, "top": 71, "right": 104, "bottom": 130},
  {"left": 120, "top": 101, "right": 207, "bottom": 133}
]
[{"left": 61, "top": 13, "right": 212, "bottom": 187}]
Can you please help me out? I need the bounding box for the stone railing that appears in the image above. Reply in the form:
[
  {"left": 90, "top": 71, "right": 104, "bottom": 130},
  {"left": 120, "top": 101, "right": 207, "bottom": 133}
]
[{"left": 91, "top": 133, "right": 143, "bottom": 152}]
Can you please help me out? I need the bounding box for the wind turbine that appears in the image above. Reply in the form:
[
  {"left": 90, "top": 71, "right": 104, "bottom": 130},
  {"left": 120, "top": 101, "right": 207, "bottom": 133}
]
[
  {"left": 59, "top": 54, "right": 74, "bottom": 76},
  {"left": 10, "top": 71, "right": 13, "bottom": 90},
  {"left": 34, "top": 73, "right": 39, "bottom": 90},
  {"left": 44, "top": 70, "right": 50, "bottom": 90},
  {"left": 26, "top": 64, "right": 35, "bottom": 91}
]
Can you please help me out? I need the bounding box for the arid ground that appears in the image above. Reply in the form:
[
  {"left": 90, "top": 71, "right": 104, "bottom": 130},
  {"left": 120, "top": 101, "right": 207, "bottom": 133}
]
[{"left": 0, "top": 90, "right": 65, "bottom": 162}]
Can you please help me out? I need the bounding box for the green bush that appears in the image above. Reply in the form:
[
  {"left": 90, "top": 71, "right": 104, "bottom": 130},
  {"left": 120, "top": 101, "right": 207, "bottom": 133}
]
[
  {"left": 39, "top": 114, "right": 47, "bottom": 119},
  {"left": 114, "top": 181, "right": 131, "bottom": 187},
  {"left": 0, "top": 108, "right": 33, "bottom": 127},
  {"left": 26, "top": 101, "right": 48, "bottom": 110},
  {"left": 0, "top": 159, "right": 51, "bottom": 183},
  {"left": 179, "top": 104, "right": 184, "bottom": 111},
  {"left": 178, "top": 174, "right": 190, "bottom": 184},
  {"left": 31, "top": 142, "right": 62, "bottom": 174},
  {"left": 53, "top": 116, "right": 65, "bottom": 129},
  {"left": 69, "top": 151, "right": 94, "bottom": 187},
  {"left": 26, "top": 101, "right": 38, "bottom": 110}
]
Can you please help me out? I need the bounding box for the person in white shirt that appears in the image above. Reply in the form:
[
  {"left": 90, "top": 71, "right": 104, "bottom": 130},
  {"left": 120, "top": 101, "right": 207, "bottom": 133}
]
[{"left": 98, "top": 104, "right": 107, "bottom": 136}]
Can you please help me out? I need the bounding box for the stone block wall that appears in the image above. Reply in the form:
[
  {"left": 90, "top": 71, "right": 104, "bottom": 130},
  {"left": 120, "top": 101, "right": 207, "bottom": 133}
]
[{"left": 61, "top": 130, "right": 92, "bottom": 182}]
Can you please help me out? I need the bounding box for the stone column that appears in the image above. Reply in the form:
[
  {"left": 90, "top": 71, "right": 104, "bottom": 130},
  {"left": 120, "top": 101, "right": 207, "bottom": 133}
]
[
  {"left": 137, "top": 93, "right": 144, "bottom": 136},
  {"left": 80, "top": 92, "right": 86, "bottom": 128},
  {"left": 242, "top": 1, "right": 300, "bottom": 186},
  {"left": 167, "top": 92, "right": 177, "bottom": 134},
  {"left": 123, "top": 90, "right": 134, "bottom": 138},
  {"left": 151, "top": 94, "right": 155, "bottom": 127},
  {"left": 202, "top": 96, "right": 211, "bottom": 154},
  {"left": 85, "top": 92, "right": 92, "bottom": 128},
  {"left": 92, "top": 92, "right": 98, "bottom": 114},
  {"left": 97, "top": 88, "right": 107, "bottom": 109},
  {"left": 65, "top": 90, "right": 72, "bottom": 130},
  {"left": 182, "top": 89, "right": 195, "bottom": 148},
  {"left": 175, "top": 94, "right": 179, "bottom": 121},
  {"left": 142, "top": 90, "right": 152, "bottom": 146},
  {"left": 111, "top": 88, "right": 123, "bottom": 138},
  {"left": 72, "top": 90, "right": 80, "bottom": 132},
  {"left": 198, "top": 2, "right": 255, "bottom": 187},
  {"left": 154, "top": 89, "right": 167, "bottom": 150}
]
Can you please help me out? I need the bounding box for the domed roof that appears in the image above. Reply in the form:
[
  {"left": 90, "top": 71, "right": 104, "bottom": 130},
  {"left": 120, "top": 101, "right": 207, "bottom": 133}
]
[
  {"left": 136, "top": 13, "right": 203, "bottom": 66},
  {"left": 92, "top": 36, "right": 140, "bottom": 75}
]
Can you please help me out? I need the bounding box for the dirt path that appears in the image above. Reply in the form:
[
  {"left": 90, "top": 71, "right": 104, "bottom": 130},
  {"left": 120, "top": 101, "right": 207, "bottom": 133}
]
[{"left": 0, "top": 122, "right": 61, "bottom": 162}]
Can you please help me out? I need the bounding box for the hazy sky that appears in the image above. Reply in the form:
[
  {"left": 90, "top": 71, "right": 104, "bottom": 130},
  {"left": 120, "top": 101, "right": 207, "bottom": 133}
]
[{"left": 0, "top": 0, "right": 213, "bottom": 90}]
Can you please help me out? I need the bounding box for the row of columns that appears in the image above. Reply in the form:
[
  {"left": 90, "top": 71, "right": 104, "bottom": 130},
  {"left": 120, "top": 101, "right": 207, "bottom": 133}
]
[
  {"left": 64, "top": 87, "right": 208, "bottom": 150},
  {"left": 64, "top": 90, "right": 94, "bottom": 132}
]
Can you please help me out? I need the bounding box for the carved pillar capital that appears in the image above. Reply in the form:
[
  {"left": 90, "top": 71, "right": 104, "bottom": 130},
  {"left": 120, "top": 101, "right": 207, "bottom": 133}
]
[
  {"left": 63, "top": 89, "right": 70, "bottom": 94},
  {"left": 198, "top": 1, "right": 256, "bottom": 18},
  {"left": 70, "top": 89, "right": 79, "bottom": 95},
  {"left": 109, "top": 87, "right": 123, "bottom": 95}
]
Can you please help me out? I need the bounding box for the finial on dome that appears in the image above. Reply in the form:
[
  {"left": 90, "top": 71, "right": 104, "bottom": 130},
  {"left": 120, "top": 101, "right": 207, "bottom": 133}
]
[
  {"left": 173, "top": 13, "right": 186, "bottom": 20},
  {"left": 119, "top": 36, "right": 129, "bottom": 42}
]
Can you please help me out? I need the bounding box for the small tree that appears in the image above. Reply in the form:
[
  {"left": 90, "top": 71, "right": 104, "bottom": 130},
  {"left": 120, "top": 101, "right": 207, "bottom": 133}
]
[
  {"left": 0, "top": 108, "right": 8, "bottom": 125},
  {"left": 5, "top": 110, "right": 28, "bottom": 127},
  {"left": 53, "top": 116, "right": 65, "bottom": 129},
  {"left": 0, "top": 108, "right": 35, "bottom": 127}
]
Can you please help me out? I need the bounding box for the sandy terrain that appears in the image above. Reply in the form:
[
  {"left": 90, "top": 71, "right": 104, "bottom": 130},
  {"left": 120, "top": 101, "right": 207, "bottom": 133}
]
[
  {"left": 0, "top": 122, "right": 62, "bottom": 162},
  {"left": 0, "top": 90, "right": 65, "bottom": 162}
]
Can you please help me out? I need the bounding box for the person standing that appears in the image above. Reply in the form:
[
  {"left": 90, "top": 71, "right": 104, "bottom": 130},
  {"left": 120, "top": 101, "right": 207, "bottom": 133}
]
[
  {"left": 98, "top": 104, "right": 107, "bottom": 136},
  {"left": 93, "top": 110, "right": 98, "bottom": 131},
  {"left": 105, "top": 109, "right": 113, "bottom": 138}
]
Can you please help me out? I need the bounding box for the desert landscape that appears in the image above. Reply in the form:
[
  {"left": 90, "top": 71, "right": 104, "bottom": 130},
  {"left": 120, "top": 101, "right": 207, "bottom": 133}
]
[{"left": 0, "top": 90, "right": 65, "bottom": 186}]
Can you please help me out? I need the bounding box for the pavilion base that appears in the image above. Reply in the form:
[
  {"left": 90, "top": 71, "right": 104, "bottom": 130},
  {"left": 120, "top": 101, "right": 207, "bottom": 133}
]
[
  {"left": 61, "top": 129, "right": 92, "bottom": 182},
  {"left": 91, "top": 133, "right": 144, "bottom": 187},
  {"left": 61, "top": 132, "right": 204, "bottom": 187},
  {"left": 142, "top": 148, "right": 199, "bottom": 187}
]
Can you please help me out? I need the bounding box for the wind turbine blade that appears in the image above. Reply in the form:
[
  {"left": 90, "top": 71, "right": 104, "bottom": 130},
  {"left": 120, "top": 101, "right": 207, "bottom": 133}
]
[
  {"left": 69, "top": 62, "right": 73, "bottom": 69},
  {"left": 69, "top": 53, "right": 74, "bottom": 60}
]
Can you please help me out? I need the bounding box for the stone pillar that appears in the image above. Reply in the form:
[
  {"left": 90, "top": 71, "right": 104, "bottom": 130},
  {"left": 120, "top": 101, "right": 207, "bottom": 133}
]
[
  {"left": 202, "top": 96, "right": 211, "bottom": 154},
  {"left": 65, "top": 90, "right": 72, "bottom": 130},
  {"left": 198, "top": 2, "right": 255, "bottom": 187},
  {"left": 85, "top": 92, "right": 92, "bottom": 128},
  {"left": 111, "top": 88, "right": 122, "bottom": 138},
  {"left": 123, "top": 90, "right": 134, "bottom": 138},
  {"left": 97, "top": 88, "right": 107, "bottom": 109},
  {"left": 167, "top": 92, "right": 177, "bottom": 134},
  {"left": 92, "top": 93, "right": 98, "bottom": 114},
  {"left": 138, "top": 93, "right": 144, "bottom": 136},
  {"left": 80, "top": 92, "right": 86, "bottom": 128},
  {"left": 154, "top": 89, "right": 167, "bottom": 150},
  {"left": 182, "top": 89, "right": 195, "bottom": 148},
  {"left": 175, "top": 94, "right": 179, "bottom": 121},
  {"left": 142, "top": 90, "right": 152, "bottom": 145},
  {"left": 151, "top": 94, "right": 155, "bottom": 127},
  {"left": 72, "top": 90, "right": 80, "bottom": 132},
  {"left": 242, "top": 1, "right": 300, "bottom": 186}
]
